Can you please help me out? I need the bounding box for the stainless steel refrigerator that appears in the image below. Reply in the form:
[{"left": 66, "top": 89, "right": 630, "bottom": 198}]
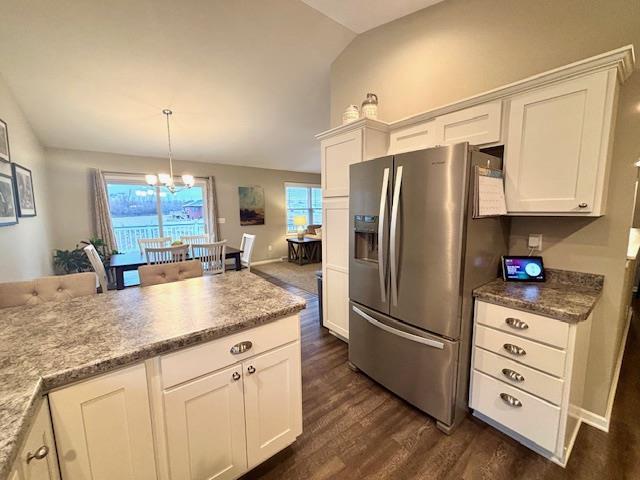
[{"left": 348, "top": 143, "right": 509, "bottom": 433}]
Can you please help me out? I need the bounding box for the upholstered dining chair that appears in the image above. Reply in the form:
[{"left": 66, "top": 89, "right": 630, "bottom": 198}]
[
  {"left": 239, "top": 233, "right": 256, "bottom": 272},
  {"left": 0, "top": 272, "right": 98, "bottom": 309},
  {"left": 138, "top": 260, "right": 203, "bottom": 287},
  {"left": 192, "top": 241, "right": 226, "bottom": 275},
  {"left": 138, "top": 237, "right": 171, "bottom": 254},
  {"left": 145, "top": 244, "right": 190, "bottom": 265},
  {"left": 83, "top": 244, "right": 113, "bottom": 292}
]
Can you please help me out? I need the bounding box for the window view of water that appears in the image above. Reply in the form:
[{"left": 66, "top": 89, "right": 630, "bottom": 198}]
[{"left": 107, "top": 183, "right": 206, "bottom": 252}]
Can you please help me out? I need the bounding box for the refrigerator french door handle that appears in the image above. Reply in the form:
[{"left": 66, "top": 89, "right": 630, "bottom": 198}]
[
  {"left": 352, "top": 305, "right": 445, "bottom": 349},
  {"left": 378, "top": 168, "right": 390, "bottom": 302},
  {"left": 390, "top": 165, "right": 403, "bottom": 306}
]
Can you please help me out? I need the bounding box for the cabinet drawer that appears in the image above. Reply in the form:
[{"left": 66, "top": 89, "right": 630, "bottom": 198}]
[
  {"left": 473, "top": 347, "right": 564, "bottom": 405},
  {"left": 476, "top": 301, "right": 569, "bottom": 349},
  {"left": 474, "top": 324, "right": 566, "bottom": 378},
  {"left": 161, "top": 315, "right": 299, "bottom": 388},
  {"left": 470, "top": 370, "right": 560, "bottom": 453}
]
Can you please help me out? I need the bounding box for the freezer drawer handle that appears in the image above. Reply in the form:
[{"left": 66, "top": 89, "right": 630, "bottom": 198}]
[
  {"left": 505, "top": 317, "right": 528, "bottom": 330},
  {"left": 500, "top": 393, "right": 523, "bottom": 408},
  {"left": 352, "top": 305, "right": 444, "bottom": 350},
  {"left": 501, "top": 368, "right": 525, "bottom": 382},
  {"left": 503, "top": 343, "right": 526, "bottom": 356}
]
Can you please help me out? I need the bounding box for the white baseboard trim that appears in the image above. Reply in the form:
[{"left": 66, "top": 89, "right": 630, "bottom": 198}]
[
  {"left": 570, "top": 307, "right": 633, "bottom": 433},
  {"left": 251, "top": 258, "right": 283, "bottom": 266}
]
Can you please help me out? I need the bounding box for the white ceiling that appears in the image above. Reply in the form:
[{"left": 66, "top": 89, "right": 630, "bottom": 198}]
[
  {"left": 0, "top": 0, "right": 356, "bottom": 172},
  {"left": 301, "top": 0, "right": 445, "bottom": 33}
]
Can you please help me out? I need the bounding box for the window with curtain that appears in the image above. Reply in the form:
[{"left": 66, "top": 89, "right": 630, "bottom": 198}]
[
  {"left": 105, "top": 174, "right": 210, "bottom": 252},
  {"left": 285, "top": 183, "right": 322, "bottom": 233}
]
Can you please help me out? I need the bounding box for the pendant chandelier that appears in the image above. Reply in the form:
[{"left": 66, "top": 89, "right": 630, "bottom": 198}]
[{"left": 145, "top": 109, "right": 194, "bottom": 193}]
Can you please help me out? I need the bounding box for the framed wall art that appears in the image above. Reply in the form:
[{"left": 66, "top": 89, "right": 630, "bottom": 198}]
[
  {"left": 0, "top": 172, "right": 18, "bottom": 226},
  {"left": 0, "top": 118, "right": 9, "bottom": 163},
  {"left": 12, "top": 163, "right": 36, "bottom": 217},
  {"left": 238, "top": 186, "right": 265, "bottom": 226}
]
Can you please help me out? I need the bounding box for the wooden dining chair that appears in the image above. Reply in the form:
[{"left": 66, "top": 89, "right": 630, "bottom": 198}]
[
  {"left": 0, "top": 272, "right": 98, "bottom": 308},
  {"left": 181, "top": 234, "right": 210, "bottom": 256},
  {"left": 240, "top": 233, "right": 256, "bottom": 272},
  {"left": 138, "top": 237, "right": 171, "bottom": 254},
  {"left": 145, "top": 244, "right": 190, "bottom": 265},
  {"left": 138, "top": 260, "right": 203, "bottom": 287},
  {"left": 83, "top": 244, "right": 113, "bottom": 293},
  {"left": 192, "top": 241, "right": 227, "bottom": 275}
]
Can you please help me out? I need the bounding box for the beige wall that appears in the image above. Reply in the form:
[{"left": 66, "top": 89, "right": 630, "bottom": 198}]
[
  {"left": 0, "top": 74, "right": 53, "bottom": 281},
  {"left": 46, "top": 148, "right": 320, "bottom": 262},
  {"left": 330, "top": 0, "right": 640, "bottom": 415}
]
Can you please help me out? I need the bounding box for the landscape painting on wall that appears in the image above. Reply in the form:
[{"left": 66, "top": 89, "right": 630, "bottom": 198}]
[
  {"left": 0, "top": 173, "right": 18, "bottom": 226},
  {"left": 238, "top": 186, "right": 265, "bottom": 226},
  {"left": 0, "top": 118, "right": 9, "bottom": 163}
]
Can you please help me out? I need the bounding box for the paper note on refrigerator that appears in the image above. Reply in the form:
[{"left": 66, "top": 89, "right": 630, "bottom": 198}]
[{"left": 475, "top": 167, "right": 507, "bottom": 217}]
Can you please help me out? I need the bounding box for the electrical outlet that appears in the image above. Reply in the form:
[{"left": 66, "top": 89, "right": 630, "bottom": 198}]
[{"left": 528, "top": 234, "right": 543, "bottom": 251}]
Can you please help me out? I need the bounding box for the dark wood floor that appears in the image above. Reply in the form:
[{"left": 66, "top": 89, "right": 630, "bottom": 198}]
[{"left": 245, "top": 272, "right": 640, "bottom": 479}]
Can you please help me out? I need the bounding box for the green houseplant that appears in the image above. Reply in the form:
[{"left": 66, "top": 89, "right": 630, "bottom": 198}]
[{"left": 53, "top": 237, "right": 118, "bottom": 274}]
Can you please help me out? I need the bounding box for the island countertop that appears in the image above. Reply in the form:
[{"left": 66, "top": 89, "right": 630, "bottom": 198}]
[
  {"left": 0, "top": 271, "right": 306, "bottom": 480},
  {"left": 473, "top": 268, "right": 604, "bottom": 323}
]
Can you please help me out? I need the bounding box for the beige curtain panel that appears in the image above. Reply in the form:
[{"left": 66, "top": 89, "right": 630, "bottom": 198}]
[
  {"left": 207, "top": 176, "right": 221, "bottom": 241},
  {"left": 92, "top": 169, "right": 118, "bottom": 253}
]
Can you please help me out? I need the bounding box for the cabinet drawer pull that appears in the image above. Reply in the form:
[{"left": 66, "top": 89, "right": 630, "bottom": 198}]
[
  {"left": 502, "top": 368, "right": 525, "bottom": 382},
  {"left": 230, "top": 341, "right": 253, "bottom": 355},
  {"left": 503, "top": 343, "right": 526, "bottom": 356},
  {"left": 578, "top": 203, "right": 588, "bottom": 208},
  {"left": 26, "top": 445, "right": 49, "bottom": 463},
  {"left": 247, "top": 365, "right": 256, "bottom": 374},
  {"left": 505, "top": 317, "right": 528, "bottom": 330},
  {"left": 500, "top": 393, "right": 523, "bottom": 408},
  {"left": 232, "top": 372, "right": 241, "bottom": 381}
]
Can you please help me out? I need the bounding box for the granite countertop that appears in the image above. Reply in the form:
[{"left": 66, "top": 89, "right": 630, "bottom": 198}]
[
  {"left": 0, "top": 271, "right": 306, "bottom": 480},
  {"left": 473, "top": 268, "right": 604, "bottom": 323}
]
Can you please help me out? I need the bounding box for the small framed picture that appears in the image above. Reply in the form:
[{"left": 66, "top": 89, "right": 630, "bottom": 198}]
[
  {"left": 12, "top": 163, "right": 36, "bottom": 217},
  {"left": 0, "top": 172, "right": 18, "bottom": 226},
  {"left": 0, "top": 118, "right": 9, "bottom": 163}
]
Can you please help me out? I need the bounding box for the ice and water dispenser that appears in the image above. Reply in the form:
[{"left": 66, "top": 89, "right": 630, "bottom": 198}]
[{"left": 353, "top": 215, "right": 379, "bottom": 264}]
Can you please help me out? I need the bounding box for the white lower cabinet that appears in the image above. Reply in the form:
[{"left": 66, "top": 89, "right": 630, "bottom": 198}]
[
  {"left": 10, "top": 399, "right": 60, "bottom": 480},
  {"left": 49, "top": 363, "right": 158, "bottom": 480},
  {"left": 163, "top": 364, "right": 247, "bottom": 480},
  {"left": 470, "top": 300, "right": 592, "bottom": 467},
  {"left": 244, "top": 342, "right": 303, "bottom": 468}
]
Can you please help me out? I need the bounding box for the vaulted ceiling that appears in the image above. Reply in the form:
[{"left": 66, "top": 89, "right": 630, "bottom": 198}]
[{"left": 0, "top": 0, "right": 444, "bottom": 173}]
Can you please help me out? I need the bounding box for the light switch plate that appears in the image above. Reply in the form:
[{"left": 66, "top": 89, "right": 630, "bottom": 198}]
[
  {"left": 218, "top": 217, "right": 226, "bottom": 224},
  {"left": 528, "top": 234, "right": 543, "bottom": 251}
]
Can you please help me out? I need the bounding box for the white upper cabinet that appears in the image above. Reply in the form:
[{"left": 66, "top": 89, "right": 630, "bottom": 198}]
[
  {"left": 435, "top": 101, "right": 502, "bottom": 146},
  {"left": 321, "top": 129, "right": 363, "bottom": 197},
  {"left": 504, "top": 69, "right": 617, "bottom": 215},
  {"left": 388, "top": 119, "right": 438, "bottom": 154},
  {"left": 49, "top": 363, "right": 158, "bottom": 480}
]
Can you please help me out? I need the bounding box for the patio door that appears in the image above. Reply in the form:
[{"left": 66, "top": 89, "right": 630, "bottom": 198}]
[{"left": 105, "top": 174, "right": 209, "bottom": 252}]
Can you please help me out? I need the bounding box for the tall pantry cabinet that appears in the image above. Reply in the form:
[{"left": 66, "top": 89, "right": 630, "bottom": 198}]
[{"left": 317, "top": 120, "right": 388, "bottom": 340}]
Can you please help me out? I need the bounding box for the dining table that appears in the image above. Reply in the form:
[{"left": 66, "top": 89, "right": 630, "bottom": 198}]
[{"left": 109, "top": 246, "right": 243, "bottom": 290}]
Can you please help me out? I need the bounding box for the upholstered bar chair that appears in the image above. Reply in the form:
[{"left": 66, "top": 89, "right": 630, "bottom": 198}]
[
  {"left": 145, "top": 245, "right": 190, "bottom": 265},
  {"left": 0, "top": 272, "right": 98, "bottom": 309},
  {"left": 138, "top": 260, "right": 203, "bottom": 287}
]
